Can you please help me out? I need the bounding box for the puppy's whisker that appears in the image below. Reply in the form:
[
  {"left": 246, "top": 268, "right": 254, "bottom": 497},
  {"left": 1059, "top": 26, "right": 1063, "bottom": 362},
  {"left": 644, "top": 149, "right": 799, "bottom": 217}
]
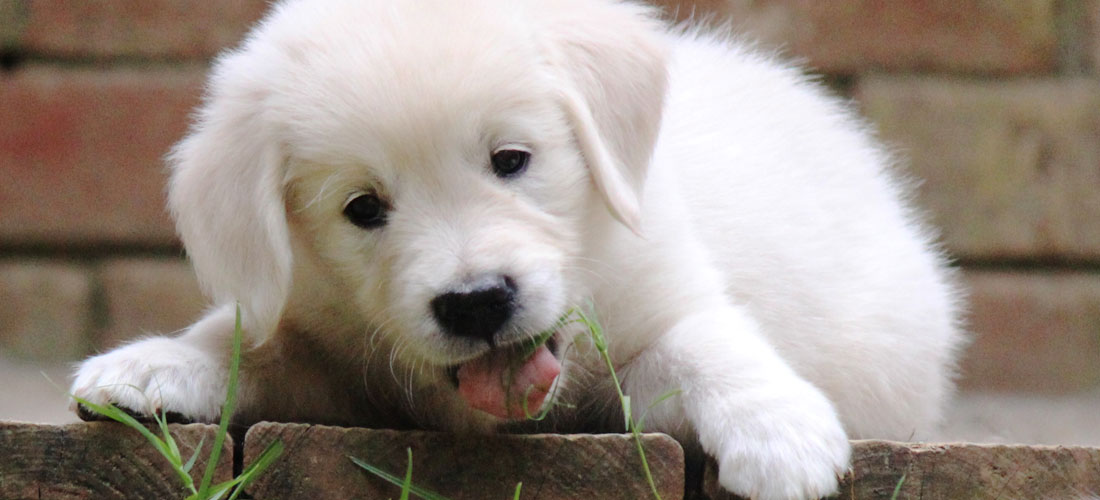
[
  {"left": 363, "top": 314, "right": 398, "bottom": 357},
  {"left": 571, "top": 256, "right": 617, "bottom": 278},
  {"left": 572, "top": 255, "right": 615, "bottom": 272},
  {"left": 387, "top": 339, "right": 406, "bottom": 388},
  {"left": 295, "top": 171, "right": 344, "bottom": 213},
  {"left": 561, "top": 264, "right": 609, "bottom": 287},
  {"left": 367, "top": 275, "right": 388, "bottom": 304},
  {"left": 359, "top": 313, "right": 399, "bottom": 384}
]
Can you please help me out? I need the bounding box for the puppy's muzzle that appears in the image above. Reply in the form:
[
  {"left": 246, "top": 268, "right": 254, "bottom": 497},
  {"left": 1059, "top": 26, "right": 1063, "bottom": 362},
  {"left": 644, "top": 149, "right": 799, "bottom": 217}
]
[{"left": 430, "top": 274, "right": 518, "bottom": 344}]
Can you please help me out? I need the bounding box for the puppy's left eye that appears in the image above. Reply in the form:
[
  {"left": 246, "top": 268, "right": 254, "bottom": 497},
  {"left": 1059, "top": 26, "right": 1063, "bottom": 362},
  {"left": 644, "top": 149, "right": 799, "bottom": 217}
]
[
  {"left": 491, "top": 149, "right": 530, "bottom": 178},
  {"left": 343, "top": 193, "right": 388, "bottom": 229}
]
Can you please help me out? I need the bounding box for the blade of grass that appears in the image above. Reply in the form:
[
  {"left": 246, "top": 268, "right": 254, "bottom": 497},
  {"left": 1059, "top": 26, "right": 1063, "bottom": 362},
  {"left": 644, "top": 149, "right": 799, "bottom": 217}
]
[
  {"left": 72, "top": 303, "right": 281, "bottom": 500},
  {"left": 399, "top": 447, "right": 413, "bottom": 500},
  {"left": 196, "top": 303, "right": 245, "bottom": 498},
  {"left": 224, "top": 439, "right": 285, "bottom": 500},
  {"left": 890, "top": 472, "right": 907, "bottom": 500},
  {"left": 573, "top": 307, "right": 664, "bottom": 500},
  {"left": 71, "top": 395, "right": 198, "bottom": 494},
  {"left": 349, "top": 453, "right": 451, "bottom": 500},
  {"left": 636, "top": 389, "right": 682, "bottom": 431},
  {"left": 506, "top": 311, "right": 573, "bottom": 418},
  {"left": 196, "top": 482, "right": 234, "bottom": 500},
  {"left": 512, "top": 482, "right": 522, "bottom": 500},
  {"left": 71, "top": 397, "right": 166, "bottom": 455},
  {"left": 156, "top": 410, "right": 184, "bottom": 470},
  {"left": 182, "top": 435, "right": 206, "bottom": 474}
]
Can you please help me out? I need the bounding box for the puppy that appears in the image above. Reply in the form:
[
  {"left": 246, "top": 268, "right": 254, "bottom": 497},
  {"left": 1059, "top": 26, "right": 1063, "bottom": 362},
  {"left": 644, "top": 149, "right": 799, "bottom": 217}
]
[{"left": 71, "top": 0, "right": 964, "bottom": 498}]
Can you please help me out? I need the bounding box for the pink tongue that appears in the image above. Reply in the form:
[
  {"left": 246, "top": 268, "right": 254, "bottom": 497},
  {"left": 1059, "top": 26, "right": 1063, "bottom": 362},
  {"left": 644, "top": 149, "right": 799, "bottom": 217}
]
[{"left": 456, "top": 344, "right": 561, "bottom": 419}]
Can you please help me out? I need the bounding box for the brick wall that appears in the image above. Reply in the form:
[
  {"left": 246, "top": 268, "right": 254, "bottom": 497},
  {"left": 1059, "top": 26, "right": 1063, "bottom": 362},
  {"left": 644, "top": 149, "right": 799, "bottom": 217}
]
[{"left": 2, "top": 1, "right": 1098, "bottom": 394}]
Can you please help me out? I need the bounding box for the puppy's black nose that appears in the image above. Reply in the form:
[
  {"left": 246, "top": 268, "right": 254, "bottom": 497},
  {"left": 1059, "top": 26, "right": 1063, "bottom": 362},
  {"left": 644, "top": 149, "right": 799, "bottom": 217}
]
[{"left": 431, "top": 275, "right": 517, "bottom": 343}]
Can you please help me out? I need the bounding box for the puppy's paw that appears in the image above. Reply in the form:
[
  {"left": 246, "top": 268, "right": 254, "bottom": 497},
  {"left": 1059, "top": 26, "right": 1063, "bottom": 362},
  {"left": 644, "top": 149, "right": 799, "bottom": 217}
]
[
  {"left": 705, "top": 391, "right": 851, "bottom": 499},
  {"left": 70, "top": 337, "right": 227, "bottom": 423}
]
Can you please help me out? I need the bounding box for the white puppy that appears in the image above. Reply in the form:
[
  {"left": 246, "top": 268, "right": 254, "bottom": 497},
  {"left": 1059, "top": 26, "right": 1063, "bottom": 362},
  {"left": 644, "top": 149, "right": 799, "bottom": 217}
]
[{"left": 71, "top": 0, "right": 964, "bottom": 498}]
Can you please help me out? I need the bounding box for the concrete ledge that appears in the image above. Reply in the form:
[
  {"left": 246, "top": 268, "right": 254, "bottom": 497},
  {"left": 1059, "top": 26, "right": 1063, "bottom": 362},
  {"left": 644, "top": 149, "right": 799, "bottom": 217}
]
[{"left": 4, "top": 422, "right": 1100, "bottom": 499}]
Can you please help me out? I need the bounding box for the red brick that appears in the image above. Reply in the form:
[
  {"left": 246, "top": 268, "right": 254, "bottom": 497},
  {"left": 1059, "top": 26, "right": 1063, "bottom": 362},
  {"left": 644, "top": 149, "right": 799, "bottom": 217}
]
[
  {"left": 97, "top": 258, "right": 206, "bottom": 350},
  {"left": 650, "top": 0, "right": 1059, "bottom": 74},
  {"left": 0, "top": 260, "right": 93, "bottom": 361},
  {"left": 0, "top": 1, "right": 23, "bottom": 48},
  {"left": 17, "top": 0, "right": 268, "bottom": 59},
  {"left": 1088, "top": 0, "right": 1100, "bottom": 72},
  {"left": 961, "top": 271, "right": 1100, "bottom": 393},
  {"left": 857, "top": 76, "right": 1100, "bottom": 260},
  {"left": 0, "top": 65, "right": 205, "bottom": 247}
]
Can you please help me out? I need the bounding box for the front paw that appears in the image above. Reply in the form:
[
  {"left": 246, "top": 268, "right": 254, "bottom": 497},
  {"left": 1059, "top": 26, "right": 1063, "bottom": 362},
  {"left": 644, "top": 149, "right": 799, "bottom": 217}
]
[
  {"left": 707, "top": 398, "right": 851, "bottom": 499},
  {"left": 70, "top": 337, "right": 227, "bottom": 423}
]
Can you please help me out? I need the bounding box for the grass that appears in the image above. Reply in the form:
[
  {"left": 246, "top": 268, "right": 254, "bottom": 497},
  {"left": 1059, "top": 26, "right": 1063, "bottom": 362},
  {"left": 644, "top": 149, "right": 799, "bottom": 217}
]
[
  {"left": 349, "top": 449, "right": 525, "bottom": 500},
  {"left": 351, "top": 306, "right": 677, "bottom": 500},
  {"left": 890, "top": 472, "right": 907, "bottom": 500},
  {"left": 71, "top": 304, "right": 284, "bottom": 500},
  {"left": 569, "top": 307, "right": 673, "bottom": 500}
]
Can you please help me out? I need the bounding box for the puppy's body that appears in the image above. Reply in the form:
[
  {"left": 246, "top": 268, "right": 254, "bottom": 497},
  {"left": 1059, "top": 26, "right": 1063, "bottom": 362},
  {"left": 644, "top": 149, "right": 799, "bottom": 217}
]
[{"left": 72, "top": 1, "right": 963, "bottom": 498}]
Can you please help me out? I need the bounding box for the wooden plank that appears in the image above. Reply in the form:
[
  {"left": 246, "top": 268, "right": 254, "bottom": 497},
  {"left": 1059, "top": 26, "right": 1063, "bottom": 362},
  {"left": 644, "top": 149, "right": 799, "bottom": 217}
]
[
  {"left": 243, "top": 422, "right": 685, "bottom": 500},
  {"left": 0, "top": 421, "right": 232, "bottom": 500},
  {"left": 703, "top": 440, "right": 1100, "bottom": 499}
]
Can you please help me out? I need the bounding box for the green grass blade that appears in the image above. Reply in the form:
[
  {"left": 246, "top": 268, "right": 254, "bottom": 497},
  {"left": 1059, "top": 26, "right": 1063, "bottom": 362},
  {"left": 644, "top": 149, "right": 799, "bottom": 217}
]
[
  {"left": 71, "top": 303, "right": 282, "bottom": 500},
  {"left": 636, "top": 389, "right": 682, "bottom": 432},
  {"left": 72, "top": 397, "right": 164, "bottom": 450},
  {"left": 197, "top": 303, "right": 245, "bottom": 498},
  {"left": 512, "top": 482, "right": 522, "bottom": 500},
  {"left": 224, "top": 438, "right": 284, "bottom": 500},
  {"left": 574, "top": 309, "right": 630, "bottom": 432},
  {"left": 156, "top": 410, "right": 184, "bottom": 469},
  {"left": 182, "top": 435, "right": 206, "bottom": 474},
  {"left": 399, "top": 447, "right": 414, "bottom": 500},
  {"left": 71, "top": 396, "right": 197, "bottom": 494},
  {"left": 519, "top": 324, "right": 557, "bottom": 361},
  {"left": 204, "top": 482, "right": 235, "bottom": 500},
  {"left": 622, "top": 395, "right": 632, "bottom": 430},
  {"left": 153, "top": 409, "right": 198, "bottom": 492},
  {"left": 630, "top": 422, "right": 662, "bottom": 500},
  {"left": 890, "top": 472, "right": 907, "bottom": 500},
  {"left": 348, "top": 454, "right": 451, "bottom": 500},
  {"left": 574, "top": 307, "right": 664, "bottom": 500}
]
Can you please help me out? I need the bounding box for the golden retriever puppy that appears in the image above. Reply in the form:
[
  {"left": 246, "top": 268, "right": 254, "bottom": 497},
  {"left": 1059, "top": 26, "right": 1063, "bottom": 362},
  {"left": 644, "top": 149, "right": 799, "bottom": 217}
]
[{"left": 72, "top": 1, "right": 964, "bottom": 498}]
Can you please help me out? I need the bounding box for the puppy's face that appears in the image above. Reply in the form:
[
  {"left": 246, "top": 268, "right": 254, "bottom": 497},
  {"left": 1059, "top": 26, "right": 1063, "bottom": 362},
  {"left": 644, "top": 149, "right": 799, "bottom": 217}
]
[
  {"left": 274, "top": 8, "right": 601, "bottom": 420},
  {"left": 283, "top": 53, "right": 587, "bottom": 366},
  {"left": 168, "top": 0, "right": 668, "bottom": 423}
]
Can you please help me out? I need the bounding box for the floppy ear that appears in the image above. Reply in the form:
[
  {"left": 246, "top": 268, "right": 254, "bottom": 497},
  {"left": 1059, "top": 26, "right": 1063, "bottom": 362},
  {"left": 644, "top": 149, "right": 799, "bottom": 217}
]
[
  {"left": 167, "top": 52, "right": 291, "bottom": 344},
  {"left": 537, "top": 0, "right": 669, "bottom": 233}
]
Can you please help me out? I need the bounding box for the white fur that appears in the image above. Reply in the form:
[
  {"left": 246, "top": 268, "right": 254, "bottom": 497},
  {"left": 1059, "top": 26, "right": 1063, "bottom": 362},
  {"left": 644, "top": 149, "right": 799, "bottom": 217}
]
[{"left": 71, "top": 1, "right": 964, "bottom": 498}]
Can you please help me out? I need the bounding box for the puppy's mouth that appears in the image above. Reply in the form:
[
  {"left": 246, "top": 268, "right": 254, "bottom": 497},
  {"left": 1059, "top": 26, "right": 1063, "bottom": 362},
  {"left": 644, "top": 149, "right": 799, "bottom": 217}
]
[{"left": 446, "top": 336, "right": 562, "bottom": 420}]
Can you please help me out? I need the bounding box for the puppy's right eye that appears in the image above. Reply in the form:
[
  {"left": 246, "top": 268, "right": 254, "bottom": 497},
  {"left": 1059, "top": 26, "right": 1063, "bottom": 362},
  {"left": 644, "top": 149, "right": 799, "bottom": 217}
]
[
  {"left": 343, "top": 193, "right": 387, "bottom": 229},
  {"left": 491, "top": 149, "right": 530, "bottom": 178}
]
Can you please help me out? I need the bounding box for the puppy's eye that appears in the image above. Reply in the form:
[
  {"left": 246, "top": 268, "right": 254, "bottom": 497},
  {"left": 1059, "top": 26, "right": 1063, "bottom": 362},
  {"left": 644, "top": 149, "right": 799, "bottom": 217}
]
[
  {"left": 343, "top": 193, "right": 388, "bottom": 229},
  {"left": 490, "top": 149, "right": 530, "bottom": 178}
]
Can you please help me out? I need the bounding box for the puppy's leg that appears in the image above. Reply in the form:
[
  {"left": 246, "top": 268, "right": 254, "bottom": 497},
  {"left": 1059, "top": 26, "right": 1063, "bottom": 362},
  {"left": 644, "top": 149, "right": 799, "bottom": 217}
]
[
  {"left": 70, "top": 304, "right": 238, "bottom": 423},
  {"left": 622, "top": 306, "right": 850, "bottom": 500}
]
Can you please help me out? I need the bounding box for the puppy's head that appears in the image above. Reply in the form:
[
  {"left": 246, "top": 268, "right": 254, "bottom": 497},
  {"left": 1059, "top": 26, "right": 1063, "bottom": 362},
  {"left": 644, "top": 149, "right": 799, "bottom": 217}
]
[{"left": 168, "top": 0, "right": 667, "bottom": 423}]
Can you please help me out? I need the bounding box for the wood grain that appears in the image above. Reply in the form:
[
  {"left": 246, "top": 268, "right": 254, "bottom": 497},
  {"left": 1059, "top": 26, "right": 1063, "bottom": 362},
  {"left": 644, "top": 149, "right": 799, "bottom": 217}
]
[{"left": 0, "top": 421, "right": 232, "bottom": 500}]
